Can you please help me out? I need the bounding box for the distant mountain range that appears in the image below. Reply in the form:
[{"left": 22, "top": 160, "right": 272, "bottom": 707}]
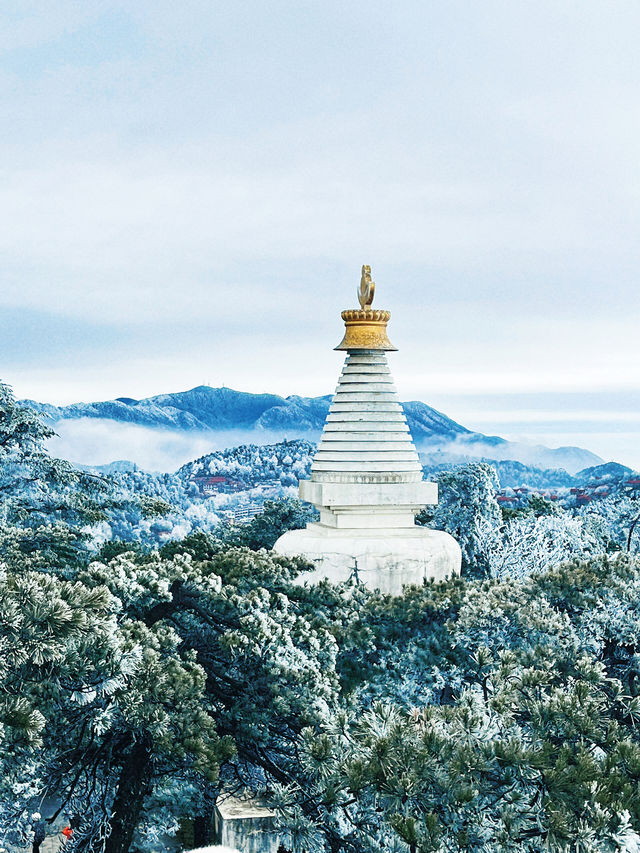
[
  {"left": 27, "top": 385, "right": 471, "bottom": 438},
  {"left": 23, "top": 385, "right": 604, "bottom": 474},
  {"left": 575, "top": 461, "right": 635, "bottom": 484}
]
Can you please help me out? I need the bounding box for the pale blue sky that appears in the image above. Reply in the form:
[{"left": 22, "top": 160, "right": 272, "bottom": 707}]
[{"left": 1, "top": 2, "right": 639, "bottom": 465}]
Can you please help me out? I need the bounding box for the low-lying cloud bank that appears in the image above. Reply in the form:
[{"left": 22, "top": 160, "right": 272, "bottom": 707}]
[
  {"left": 46, "top": 417, "right": 607, "bottom": 476},
  {"left": 46, "top": 418, "right": 317, "bottom": 473}
]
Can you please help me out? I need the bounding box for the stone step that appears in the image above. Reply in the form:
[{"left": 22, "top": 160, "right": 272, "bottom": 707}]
[
  {"left": 345, "top": 355, "right": 388, "bottom": 363},
  {"left": 341, "top": 360, "right": 389, "bottom": 369},
  {"left": 341, "top": 364, "right": 391, "bottom": 374},
  {"left": 310, "top": 471, "right": 424, "bottom": 484},
  {"left": 323, "top": 430, "right": 410, "bottom": 439},
  {"left": 312, "top": 460, "right": 423, "bottom": 472},
  {"left": 328, "top": 412, "right": 406, "bottom": 421},
  {"left": 320, "top": 434, "right": 413, "bottom": 444},
  {"left": 334, "top": 384, "right": 398, "bottom": 395},
  {"left": 334, "top": 381, "right": 397, "bottom": 390},
  {"left": 322, "top": 422, "right": 410, "bottom": 433},
  {"left": 326, "top": 408, "right": 407, "bottom": 419},
  {"left": 338, "top": 376, "right": 395, "bottom": 382},
  {"left": 319, "top": 444, "right": 417, "bottom": 454},
  {"left": 324, "top": 427, "right": 409, "bottom": 436},
  {"left": 338, "top": 373, "right": 394, "bottom": 383},
  {"left": 332, "top": 398, "right": 400, "bottom": 405},
  {"left": 316, "top": 441, "right": 419, "bottom": 452},
  {"left": 331, "top": 393, "right": 400, "bottom": 403},
  {"left": 315, "top": 450, "right": 420, "bottom": 462}
]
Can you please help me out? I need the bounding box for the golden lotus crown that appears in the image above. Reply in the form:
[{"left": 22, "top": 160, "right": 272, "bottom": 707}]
[{"left": 335, "top": 265, "right": 397, "bottom": 351}]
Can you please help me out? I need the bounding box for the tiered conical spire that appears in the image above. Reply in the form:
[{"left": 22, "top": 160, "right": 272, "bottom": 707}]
[{"left": 312, "top": 351, "right": 422, "bottom": 483}]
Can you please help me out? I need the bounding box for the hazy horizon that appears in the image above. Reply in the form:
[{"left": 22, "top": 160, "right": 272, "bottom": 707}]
[{"left": 26, "top": 382, "right": 639, "bottom": 472}]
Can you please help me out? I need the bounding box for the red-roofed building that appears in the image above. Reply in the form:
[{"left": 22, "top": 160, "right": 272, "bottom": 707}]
[{"left": 192, "top": 476, "right": 244, "bottom": 495}]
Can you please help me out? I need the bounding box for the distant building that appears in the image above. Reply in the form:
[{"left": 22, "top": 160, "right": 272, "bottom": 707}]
[
  {"left": 217, "top": 502, "right": 265, "bottom": 525},
  {"left": 192, "top": 476, "right": 244, "bottom": 495},
  {"left": 233, "top": 503, "right": 264, "bottom": 524}
]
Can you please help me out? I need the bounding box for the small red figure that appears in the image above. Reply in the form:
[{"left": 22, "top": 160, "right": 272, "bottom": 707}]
[{"left": 62, "top": 826, "right": 73, "bottom": 840}]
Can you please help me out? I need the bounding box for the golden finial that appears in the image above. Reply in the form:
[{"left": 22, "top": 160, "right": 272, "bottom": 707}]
[
  {"left": 358, "top": 264, "right": 375, "bottom": 309},
  {"left": 335, "top": 264, "right": 396, "bottom": 351}
]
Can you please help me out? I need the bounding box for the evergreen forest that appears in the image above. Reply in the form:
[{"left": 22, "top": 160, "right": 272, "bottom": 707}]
[{"left": 2, "top": 382, "right": 640, "bottom": 853}]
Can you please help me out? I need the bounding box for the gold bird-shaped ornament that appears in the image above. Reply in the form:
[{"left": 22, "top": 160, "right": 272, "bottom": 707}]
[{"left": 358, "top": 265, "right": 375, "bottom": 310}]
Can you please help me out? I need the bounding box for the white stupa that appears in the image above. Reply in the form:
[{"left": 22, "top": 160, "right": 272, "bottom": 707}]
[{"left": 273, "top": 266, "right": 461, "bottom": 594}]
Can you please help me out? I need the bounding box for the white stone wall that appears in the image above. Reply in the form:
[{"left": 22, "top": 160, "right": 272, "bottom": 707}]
[{"left": 212, "top": 795, "right": 287, "bottom": 853}]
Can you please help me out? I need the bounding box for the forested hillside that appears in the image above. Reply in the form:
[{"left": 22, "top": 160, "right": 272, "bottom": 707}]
[
  {"left": 2, "top": 384, "right": 640, "bottom": 852},
  {"left": 178, "top": 438, "right": 314, "bottom": 486},
  {"left": 67, "top": 438, "right": 638, "bottom": 555}
]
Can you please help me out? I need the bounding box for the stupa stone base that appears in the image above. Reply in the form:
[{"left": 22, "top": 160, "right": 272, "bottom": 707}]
[{"left": 273, "top": 523, "right": 461, "bottom": 595}]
